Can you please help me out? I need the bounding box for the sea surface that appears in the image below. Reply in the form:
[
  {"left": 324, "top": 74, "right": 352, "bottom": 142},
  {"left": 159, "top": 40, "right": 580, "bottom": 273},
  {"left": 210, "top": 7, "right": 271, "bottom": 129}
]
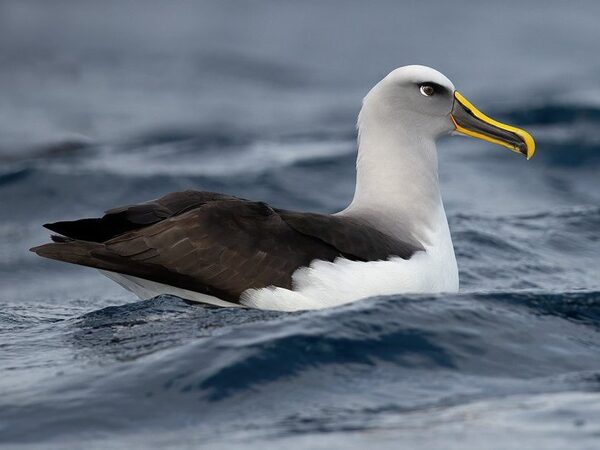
[{"left": 1, "top": 1, "right": 600, "bottom": 448}]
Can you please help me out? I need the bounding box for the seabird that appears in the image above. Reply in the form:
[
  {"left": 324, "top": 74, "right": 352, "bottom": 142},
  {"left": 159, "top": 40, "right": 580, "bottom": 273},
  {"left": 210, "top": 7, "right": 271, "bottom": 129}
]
[{"left": 31, "top": 65, "right": 535, "bottom": 311}]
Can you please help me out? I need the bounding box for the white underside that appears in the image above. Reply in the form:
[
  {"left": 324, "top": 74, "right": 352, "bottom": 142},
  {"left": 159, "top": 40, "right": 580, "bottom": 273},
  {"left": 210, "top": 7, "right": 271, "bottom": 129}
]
[
  {"left": 99, "top": 270, "right": 242, "bottom": 308},
  {"left": 241, "top": 211, "right": 459, "bottom": 310},
  {"left": 98, "top": 206, "right": 458, "bottom": 312}
]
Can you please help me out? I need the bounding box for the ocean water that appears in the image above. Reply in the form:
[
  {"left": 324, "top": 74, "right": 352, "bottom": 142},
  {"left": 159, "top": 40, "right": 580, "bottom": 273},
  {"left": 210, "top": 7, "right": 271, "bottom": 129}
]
[{"left": 1, "top": 1, "right": 600, "bottom": 448}]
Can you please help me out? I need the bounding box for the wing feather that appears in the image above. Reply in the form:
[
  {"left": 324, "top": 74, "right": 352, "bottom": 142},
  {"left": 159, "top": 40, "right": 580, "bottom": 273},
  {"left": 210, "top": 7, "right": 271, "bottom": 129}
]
[{"left": 32, "top": 191, "right": 423, "bottom": 304}]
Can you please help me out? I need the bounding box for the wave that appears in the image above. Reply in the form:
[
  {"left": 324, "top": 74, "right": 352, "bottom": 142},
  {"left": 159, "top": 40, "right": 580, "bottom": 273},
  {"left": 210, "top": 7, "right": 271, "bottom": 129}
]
[
  {"left": 451, "top": 206, "right": 600, "bottom": 291},
  {"left": 3, "top": 291, "right": 600, "bottom": 444},
  {"left": 50, "top": 291, "right": 600, "bottom": 384}
]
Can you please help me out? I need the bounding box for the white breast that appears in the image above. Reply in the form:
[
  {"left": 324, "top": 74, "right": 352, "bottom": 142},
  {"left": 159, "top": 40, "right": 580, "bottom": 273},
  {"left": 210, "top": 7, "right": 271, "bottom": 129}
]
[{"left": 240, "top": 208, "right": 459, "bottom": 311}]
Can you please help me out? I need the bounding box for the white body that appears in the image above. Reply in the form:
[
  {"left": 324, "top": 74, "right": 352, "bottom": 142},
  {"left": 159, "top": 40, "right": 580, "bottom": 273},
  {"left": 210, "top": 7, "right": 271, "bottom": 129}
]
[{"left": 101, "top": 66, "right": 462, "bottom": 311}]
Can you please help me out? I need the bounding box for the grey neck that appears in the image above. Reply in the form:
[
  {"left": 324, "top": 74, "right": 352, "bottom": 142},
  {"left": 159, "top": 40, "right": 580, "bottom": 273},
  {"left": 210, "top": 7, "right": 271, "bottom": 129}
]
[{"left": 338, "top": 106, "right": 445, "bottom": 246}]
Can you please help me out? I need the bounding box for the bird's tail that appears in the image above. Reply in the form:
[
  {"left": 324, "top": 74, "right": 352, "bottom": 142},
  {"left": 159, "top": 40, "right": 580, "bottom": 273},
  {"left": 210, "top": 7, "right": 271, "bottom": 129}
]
[{"left": 30, "top": 240, "right": 106, "bottom": 268}]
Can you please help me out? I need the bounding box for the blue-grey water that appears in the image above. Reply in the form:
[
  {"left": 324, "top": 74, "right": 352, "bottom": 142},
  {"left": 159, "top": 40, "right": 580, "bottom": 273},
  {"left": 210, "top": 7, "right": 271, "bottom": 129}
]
[{"left": 1, "top": 1, "right": 600, "bottom": 448}]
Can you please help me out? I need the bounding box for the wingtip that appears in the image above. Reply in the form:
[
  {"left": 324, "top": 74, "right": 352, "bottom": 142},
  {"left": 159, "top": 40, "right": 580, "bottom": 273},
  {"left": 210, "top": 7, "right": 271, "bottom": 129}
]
[
  {"left": 43, "top": 222, "right": 58, "bottom": 232},
  {"left": 29, "top": 243, "right": 47, "bottom": 255}
]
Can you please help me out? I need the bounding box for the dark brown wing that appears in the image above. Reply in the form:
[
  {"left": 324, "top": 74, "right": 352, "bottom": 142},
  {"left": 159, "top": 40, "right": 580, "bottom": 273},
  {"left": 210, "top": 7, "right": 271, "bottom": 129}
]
[
  {"left": 32, "top": 191, "right": 423, "bottom": 303},
  {"left": 278, "top": 210, "right": 422, "bottom": 261},
  {"left": 43, "top": 190, "right": 241, "bottom": 242},
  {"left": 32, "top": 199, "right": 342, "bottom": 302}
]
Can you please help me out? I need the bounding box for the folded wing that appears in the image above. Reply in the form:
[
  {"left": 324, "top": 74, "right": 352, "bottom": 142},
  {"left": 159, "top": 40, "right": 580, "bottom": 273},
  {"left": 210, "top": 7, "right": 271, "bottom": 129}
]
[{"left": 32, "top": 191, "right": 422, "bottom": 303}]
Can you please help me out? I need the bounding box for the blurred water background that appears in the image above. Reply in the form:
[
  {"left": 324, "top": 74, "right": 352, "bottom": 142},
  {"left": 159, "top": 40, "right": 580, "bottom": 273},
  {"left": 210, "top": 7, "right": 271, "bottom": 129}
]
[{"left": 1, "top": 1, "right": 600, "bottom": 448}]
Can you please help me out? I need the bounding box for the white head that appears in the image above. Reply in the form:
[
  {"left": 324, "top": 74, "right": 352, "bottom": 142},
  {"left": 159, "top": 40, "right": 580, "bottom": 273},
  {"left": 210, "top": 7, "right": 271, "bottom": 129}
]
[
  {"left": 359, "top": 65, "right": 456, "bottom": 140},
  {"left": 344, "top": 65, "right": 535, "bottom": 245}
]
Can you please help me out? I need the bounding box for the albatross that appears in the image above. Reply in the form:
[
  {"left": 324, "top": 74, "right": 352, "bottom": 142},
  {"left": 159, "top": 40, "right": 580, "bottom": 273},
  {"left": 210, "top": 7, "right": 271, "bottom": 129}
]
[{"left": 31, "top": 65, "right": 535, "bottom": 311}]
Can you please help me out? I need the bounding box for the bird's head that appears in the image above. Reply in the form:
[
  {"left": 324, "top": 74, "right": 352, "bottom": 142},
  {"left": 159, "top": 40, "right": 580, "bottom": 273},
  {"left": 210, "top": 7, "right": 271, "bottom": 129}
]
[{"left": 362, "top": 65, "right": 535, "bottom": 159}]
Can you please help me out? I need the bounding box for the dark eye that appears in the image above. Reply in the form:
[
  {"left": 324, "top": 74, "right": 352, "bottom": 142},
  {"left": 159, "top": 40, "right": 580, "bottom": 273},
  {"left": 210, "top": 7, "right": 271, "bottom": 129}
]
[{"left": 420, "top": 84, "right": 435, "bottom": 97}]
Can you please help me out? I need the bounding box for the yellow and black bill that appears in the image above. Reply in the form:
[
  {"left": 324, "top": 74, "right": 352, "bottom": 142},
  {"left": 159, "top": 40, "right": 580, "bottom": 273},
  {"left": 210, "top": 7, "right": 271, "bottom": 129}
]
[{"left": 451, "top": 91, "right": 535, "bottom": 160}]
